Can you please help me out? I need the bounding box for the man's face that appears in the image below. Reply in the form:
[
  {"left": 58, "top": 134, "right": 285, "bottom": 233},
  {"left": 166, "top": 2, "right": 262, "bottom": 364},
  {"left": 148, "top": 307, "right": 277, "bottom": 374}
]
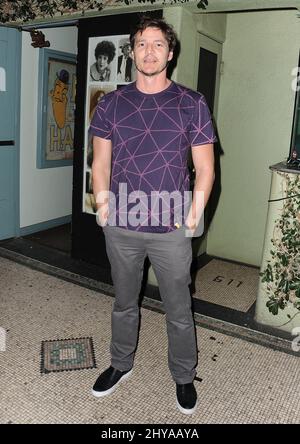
[
  {"left": 123, "top": 44, "right": 131, "bottom": 57},
  {"left": 96, "top": 54, "right": 109, "bottom": 71},
  {"left": 132, "top": 27, "right": 173, "bottom": 77}
]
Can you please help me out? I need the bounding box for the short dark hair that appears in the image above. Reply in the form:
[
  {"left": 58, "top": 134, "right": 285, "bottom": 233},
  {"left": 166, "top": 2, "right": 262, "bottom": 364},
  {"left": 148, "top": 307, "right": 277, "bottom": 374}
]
[
  {"left": 130, "top": 16, "right": 177, "bottom": 52},
  {"left": 94, "top": 41, "right": 116, "bottom": 64}
]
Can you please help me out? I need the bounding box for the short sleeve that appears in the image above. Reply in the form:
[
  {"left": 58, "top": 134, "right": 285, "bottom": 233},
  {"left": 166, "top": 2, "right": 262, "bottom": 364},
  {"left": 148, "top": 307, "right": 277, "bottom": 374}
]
[
  {"left": 188, "top": 94, "right": 217, "bottom": 146},
  {"left": 89, "top": 96, "right": 112, "bottom": 140}
]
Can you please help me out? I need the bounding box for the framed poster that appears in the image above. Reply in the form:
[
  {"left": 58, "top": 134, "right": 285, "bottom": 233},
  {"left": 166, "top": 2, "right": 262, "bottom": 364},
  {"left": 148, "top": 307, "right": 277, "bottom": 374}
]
[
  {"left": 37, "top": 48, "right": 76, "bottom": 168},
  {"left": 83, "top": 34, "right": 136, "bottom": 214}
]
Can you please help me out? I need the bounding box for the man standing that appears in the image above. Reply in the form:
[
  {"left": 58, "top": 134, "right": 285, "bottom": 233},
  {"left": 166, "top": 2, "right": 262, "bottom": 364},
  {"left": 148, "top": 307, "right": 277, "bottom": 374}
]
[
  {"left": 89, "top": 16, "right": 216, "bottom": 415},
  {"left": 117, "top": 40, "right": 133, "bottom": 82}
]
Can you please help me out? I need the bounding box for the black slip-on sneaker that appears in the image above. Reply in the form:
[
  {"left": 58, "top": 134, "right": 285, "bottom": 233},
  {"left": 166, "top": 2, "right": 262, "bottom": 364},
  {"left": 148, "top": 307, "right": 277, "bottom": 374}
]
[
  {"left": 176, "top": 382, "right": 198, "bottom": 415},
  {"left": 92, "top": 366, "right": 133, "bottom": 398}
]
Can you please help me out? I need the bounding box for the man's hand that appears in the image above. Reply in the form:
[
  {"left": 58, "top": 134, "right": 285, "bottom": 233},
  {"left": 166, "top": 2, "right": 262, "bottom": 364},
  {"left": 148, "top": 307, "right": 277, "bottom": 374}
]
[
  {"left": 96, "top": 201, "right": 109, "bottom": 227},
  {"left": 184, "top": 218, "right": 197, "bottom": 237}
]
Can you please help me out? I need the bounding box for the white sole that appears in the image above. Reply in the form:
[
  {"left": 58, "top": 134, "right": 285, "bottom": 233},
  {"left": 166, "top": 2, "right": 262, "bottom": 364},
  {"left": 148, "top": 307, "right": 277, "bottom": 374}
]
[
  {"left": 92, "top": 369, "right": 133, "bottom": 398},
  {"left": 176, "top": 399, "right": 198, "bottom": 415}
]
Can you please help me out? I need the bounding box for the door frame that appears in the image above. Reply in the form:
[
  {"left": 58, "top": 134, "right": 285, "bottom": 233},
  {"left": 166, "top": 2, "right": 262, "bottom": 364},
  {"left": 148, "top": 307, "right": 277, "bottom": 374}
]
[
  {"left": 195, "top": 32, "right": 223, "bottom": 119},
  {"left": 193, "top": 32, "right": 222, "bottom": 257},
  {"left": 14, "top": 29, "right": 21, "bottom": 238}
]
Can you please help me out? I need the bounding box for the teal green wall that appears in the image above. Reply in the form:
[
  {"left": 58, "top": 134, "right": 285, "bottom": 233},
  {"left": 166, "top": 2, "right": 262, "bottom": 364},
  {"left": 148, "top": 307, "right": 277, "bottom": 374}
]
[{"left": 207, "top": 10, "right": 300, "bottom": 266}]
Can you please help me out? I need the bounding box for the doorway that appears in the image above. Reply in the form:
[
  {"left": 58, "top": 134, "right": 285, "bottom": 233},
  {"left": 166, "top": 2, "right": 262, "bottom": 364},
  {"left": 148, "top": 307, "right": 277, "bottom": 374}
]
[
  {"left": 13, "top": 25, "right": 76, "bottom": 255},
  {"left": 196, "top": 33, "right": 222, "bottom": 116},
  {"left": 193, "top": 31, "right": 259, "bottom": 328},
  {"left": 193, "top": 33, "right": 222, "bottom": 258}
]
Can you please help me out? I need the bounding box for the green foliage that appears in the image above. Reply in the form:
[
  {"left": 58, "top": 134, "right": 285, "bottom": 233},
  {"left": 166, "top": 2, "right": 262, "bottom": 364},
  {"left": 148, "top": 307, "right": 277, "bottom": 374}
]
[
  {"left": 0, "top": 0, "right": 209, "bottom": 23},
  {"left": 260, "top": 173, "right": 300, "bottom": 318}
]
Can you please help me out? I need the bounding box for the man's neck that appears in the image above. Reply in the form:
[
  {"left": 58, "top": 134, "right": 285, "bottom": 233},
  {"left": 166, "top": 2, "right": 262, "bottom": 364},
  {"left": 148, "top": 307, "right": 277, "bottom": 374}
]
[{"left": 135, "top": 74, "right": 171, "bottom": 94}]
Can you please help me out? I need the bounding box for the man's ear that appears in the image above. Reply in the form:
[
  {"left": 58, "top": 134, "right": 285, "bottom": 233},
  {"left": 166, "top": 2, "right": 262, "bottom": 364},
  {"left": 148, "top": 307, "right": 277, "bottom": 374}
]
[
  {"left": 168, "top": 51, "right": 173, "bottom": 62},
  {"left": 129, "top": 49, "right": 134, "bottom": 60}
]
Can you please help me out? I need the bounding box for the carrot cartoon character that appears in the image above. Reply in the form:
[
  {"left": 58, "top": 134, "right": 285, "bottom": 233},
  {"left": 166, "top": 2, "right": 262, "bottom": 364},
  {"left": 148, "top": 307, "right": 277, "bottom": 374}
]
[{"left": 50, "top": 69, "right": 69, "bottom": 129}]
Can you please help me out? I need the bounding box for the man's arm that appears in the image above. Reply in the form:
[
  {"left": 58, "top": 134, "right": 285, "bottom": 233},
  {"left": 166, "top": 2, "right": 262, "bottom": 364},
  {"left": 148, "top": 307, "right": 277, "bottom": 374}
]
[
  {"left": 91, "top": 135, "right": 112, "bottom": 225},
  {"left": 185, "top": 143, "right": 215, "bottom": 234}
]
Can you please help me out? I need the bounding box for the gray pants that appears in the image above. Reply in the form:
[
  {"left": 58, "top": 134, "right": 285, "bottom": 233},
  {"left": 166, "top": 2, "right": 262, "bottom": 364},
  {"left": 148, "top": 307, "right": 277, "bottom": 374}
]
[{"left": 103, "top": 225, "right": 197, "bottom": 384}]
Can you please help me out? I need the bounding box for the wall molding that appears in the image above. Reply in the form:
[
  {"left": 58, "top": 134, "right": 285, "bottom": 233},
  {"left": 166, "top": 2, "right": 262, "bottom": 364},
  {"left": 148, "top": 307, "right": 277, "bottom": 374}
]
[{"left": 20, "top": 215, "right": 71, "bottom": 236}]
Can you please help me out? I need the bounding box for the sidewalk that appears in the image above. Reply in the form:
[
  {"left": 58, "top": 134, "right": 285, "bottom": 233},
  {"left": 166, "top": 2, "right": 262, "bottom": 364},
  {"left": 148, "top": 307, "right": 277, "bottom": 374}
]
[{"left": 0, "top": 255, "right": 300, "bottom": 424}]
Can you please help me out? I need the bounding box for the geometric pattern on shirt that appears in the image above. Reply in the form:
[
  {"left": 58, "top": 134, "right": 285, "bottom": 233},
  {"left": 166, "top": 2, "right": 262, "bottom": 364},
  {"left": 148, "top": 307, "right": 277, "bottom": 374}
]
[{"left": 90, "top": 81, "right": 217, "bottom": 232}]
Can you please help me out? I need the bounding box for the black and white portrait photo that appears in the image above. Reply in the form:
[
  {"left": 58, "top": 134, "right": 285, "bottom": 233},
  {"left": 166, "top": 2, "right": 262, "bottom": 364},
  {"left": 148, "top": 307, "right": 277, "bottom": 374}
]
[
  {"left": 117, "top": 37, "right": 135, "bottom": 83},
  {"left": 89, "top": 38, "right": 117, "bottom": 82}
]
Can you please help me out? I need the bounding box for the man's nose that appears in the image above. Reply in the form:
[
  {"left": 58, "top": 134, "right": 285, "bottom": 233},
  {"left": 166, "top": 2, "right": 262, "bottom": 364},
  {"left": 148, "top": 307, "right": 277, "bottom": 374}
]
[{"left": 145, "top": 43, "right": 154, "bottom": 54}]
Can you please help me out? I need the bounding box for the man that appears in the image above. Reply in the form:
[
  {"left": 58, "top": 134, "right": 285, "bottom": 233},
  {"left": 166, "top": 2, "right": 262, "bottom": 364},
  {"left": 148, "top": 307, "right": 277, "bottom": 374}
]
[
  {"left": 89, "top": 16, "right": 216, "bottom": 415},
  {"left": 117, "top": 40, "right": 133, "bottom": 82}
]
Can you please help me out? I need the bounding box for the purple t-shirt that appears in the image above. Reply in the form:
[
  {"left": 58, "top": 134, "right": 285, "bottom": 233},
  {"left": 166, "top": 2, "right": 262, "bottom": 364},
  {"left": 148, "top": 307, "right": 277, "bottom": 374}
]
[{"left": 89, "top": 81, "right": 217, "bottom": 233}]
